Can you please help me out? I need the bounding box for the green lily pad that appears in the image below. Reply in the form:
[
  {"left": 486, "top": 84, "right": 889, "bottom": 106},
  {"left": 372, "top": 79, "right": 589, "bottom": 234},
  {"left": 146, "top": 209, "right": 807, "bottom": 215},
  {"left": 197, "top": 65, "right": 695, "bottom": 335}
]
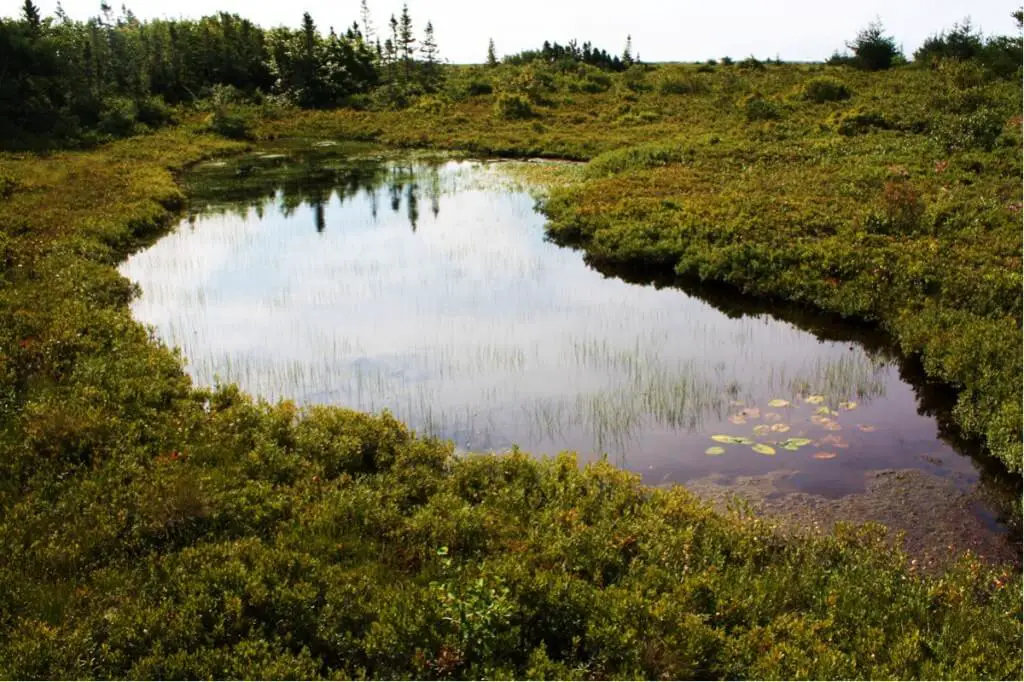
[
  {"left": 804, "top": 395, "right": 825, "bottom": 404},
  {"left": 768, "top": 399, "right": 791, "bottom": 408},
  {"left": 711, "top": 435, "right": 755, "bottom": 445},
  {"left": 770, "top": 423, "right": 791, "bottom": 433},
  {"left": 752, "top": 424, "right": 772, "bottom": 436},
  {"left": 705, "top": 446, "right": 726, "bottom": 456},
  {"left": 815, "top": 406, "right": 838, "bottom": 416},
  {"left": 780, "top": 438, "right": 812, "bottom": 450},
  {"left": 839, "top": 401, "right": 858, "bottom": 410},
  {"left": 752, "top": 443, "right": 776, "bottom": 456}
]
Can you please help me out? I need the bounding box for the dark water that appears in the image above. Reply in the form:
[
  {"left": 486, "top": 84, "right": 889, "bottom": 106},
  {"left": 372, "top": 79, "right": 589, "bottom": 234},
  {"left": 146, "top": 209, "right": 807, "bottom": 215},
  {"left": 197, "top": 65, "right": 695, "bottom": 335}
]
[{"left": 120, "top": 147, "right": 1018, "bottom": 538}]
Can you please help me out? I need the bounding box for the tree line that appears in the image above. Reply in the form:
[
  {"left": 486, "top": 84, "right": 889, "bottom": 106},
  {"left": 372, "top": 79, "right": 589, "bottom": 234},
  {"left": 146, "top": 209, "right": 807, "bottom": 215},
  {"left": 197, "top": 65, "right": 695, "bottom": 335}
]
[{"left": 0, "top": 0, "right": 442, "bottom": 144}]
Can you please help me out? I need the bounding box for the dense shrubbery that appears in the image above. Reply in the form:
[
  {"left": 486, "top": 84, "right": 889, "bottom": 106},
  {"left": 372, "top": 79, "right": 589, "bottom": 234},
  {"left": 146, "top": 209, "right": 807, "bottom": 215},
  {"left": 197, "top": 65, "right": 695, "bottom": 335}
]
[
  {"left": 0, "top": 129, "right": 1019, "bottom": 677},
  {"left": 801, "top": 76, "right": 852, "bottom": 102}
]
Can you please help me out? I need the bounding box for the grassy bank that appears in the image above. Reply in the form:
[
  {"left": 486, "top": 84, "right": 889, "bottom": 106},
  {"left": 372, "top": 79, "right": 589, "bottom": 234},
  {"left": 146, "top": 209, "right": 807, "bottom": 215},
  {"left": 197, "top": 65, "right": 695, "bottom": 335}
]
[
  {"left": 0, "top": 69, "right": 1021, "bottom": 678},
  {"left": 257, "top": 61, "right": 1023, "bottom": 474}
]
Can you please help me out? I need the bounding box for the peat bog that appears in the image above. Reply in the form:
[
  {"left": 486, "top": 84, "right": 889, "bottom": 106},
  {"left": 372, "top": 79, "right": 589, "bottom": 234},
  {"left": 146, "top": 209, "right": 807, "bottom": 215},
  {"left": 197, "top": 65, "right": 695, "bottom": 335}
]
[{"left": 121, "top": 146, "right": 1020, "bottom": 563}]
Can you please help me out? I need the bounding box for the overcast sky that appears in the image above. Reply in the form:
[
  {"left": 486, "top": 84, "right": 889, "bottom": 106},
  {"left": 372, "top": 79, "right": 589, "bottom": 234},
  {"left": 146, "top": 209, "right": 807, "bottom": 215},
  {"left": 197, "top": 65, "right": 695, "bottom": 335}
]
[{"left": 5, "top": 0, "right": 1019, "bottom": 64}]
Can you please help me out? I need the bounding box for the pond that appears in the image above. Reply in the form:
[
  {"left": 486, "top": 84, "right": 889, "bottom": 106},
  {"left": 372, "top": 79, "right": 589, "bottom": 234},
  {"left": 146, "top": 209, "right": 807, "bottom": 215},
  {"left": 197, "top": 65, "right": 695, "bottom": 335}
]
[{"left": 120, "top": 144, "right": 1019, "bottom": 566}]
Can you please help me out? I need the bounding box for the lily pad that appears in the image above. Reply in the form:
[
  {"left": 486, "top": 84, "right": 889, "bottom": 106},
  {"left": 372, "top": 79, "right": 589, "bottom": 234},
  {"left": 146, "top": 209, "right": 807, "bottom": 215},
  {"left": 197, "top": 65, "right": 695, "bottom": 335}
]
[
  {"left": 770, "top": 423, "right": 791, "bottom": 433},
  {"left": 711, "top": 435, "right": 754, "bottom": 445},
  {"left": 821, "top": 435, "right": 850, "bottom": 449},
  {"left": 705, "top": 446, "right": 726, "bottom": 456},
  {"left": 857, "top": 424, "right": 877, "bottom": 432},
  {"left": 839, "top": 401, "right": 858, "bottom": 410},
  {"left": 810, "top": 414, "right": 831, "bottom": 425},
  {"left": 768, "top": 399, "right": 791, "bottom": 408},
  {"left": 741, "top": 407, "right": 761, "bottom": 419},
  {"left": 804, "top": 395, "right": 826, "bottom": 404},
  {"left": 728, "top": 415, "right": 747, "bottom": 425},
  {"left": 780, "top": 438, "right": 813, "bottom": 450},
  {"left": 815, "top": 406, "right": 838, "bottom": 416},
  {"left": 813, "top": 451, "right": 838, "bottom": 460},
  {"left": 752, "top": 424, "right": 772, "bottom": 436},
  {"left": 752, "top": 443, "right": 776, "bottom": 455}
]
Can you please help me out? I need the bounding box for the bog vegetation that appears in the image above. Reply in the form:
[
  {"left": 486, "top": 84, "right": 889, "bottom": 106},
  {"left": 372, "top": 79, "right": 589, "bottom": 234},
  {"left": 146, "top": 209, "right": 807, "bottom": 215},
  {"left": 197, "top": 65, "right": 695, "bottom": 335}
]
[{"left": 0, "top": 1, "right": 1021, "bottom": 678}]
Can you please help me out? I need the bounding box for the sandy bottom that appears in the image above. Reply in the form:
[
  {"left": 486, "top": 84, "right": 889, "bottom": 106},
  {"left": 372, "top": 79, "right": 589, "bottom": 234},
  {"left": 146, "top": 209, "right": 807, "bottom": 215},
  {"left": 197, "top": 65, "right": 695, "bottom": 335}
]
[{"left": 682, "top": 468, "right": 1021, "bottom": 572}]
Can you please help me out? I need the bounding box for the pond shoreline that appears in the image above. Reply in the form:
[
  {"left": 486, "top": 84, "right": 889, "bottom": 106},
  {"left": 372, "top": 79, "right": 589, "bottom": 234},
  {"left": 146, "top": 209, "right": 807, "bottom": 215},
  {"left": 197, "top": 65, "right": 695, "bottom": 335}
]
[{"left": 130, "top": 141, "right": 1020, "bottom": 557}]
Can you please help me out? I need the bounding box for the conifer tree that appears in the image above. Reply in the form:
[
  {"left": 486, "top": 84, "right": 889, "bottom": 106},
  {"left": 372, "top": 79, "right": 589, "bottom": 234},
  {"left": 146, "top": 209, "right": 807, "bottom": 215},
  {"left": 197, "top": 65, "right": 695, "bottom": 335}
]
[
  {"left": 398, "top": 4, "right": 416, "bottom": 83},
  {"left": 421, "top": 22, "right": 439, "bottom": 88},
  {"left": 21, "top": 0, "right": 41, "bottom": 32},
  {"left": 359, "top": 0, "right": 374, "bottom": 43},
  {"left": 486, "top": 37, "right": 498, "bottom": 67}
]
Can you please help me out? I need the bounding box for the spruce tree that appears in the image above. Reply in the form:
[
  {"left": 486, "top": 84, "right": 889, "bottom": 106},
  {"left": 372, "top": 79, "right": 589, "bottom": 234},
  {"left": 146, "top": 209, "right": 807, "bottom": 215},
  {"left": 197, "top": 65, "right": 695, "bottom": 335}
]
[
  {"left": 398, "top": 4, "right": 415, "bottom": 83},
  {"left": 359, "top": 0, "right": 374, "bottom": 43},
  {"left": 486, "top": 37, "right": 497, "bottom": 67},
  {"left": 21, "top": 0, "right": 42, "bottom": 32},
  {"left": 420, "top": 21, "right": 439, "bottom": 91},
  {"left": 622, "top": 34, "right": 633, "bottom": 66}
]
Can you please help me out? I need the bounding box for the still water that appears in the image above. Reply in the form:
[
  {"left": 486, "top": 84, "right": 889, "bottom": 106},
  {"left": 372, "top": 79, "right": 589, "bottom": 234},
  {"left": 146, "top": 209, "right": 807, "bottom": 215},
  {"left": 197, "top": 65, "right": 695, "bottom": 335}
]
[{"left": 120, "top": 149, "right": 1009, "bottom": 509}]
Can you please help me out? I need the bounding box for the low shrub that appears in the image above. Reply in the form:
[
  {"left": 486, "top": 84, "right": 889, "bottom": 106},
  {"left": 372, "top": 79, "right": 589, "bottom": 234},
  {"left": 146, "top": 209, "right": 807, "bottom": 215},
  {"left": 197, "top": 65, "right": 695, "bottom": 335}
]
[
  {"left": 802, "top": 76, "right": 852, "bottom": 103},
  {"left": 656, "top": 69, "right": 709, "bottom": 95},
  {"left": 467, "top": 80, "right": 494, "bottom": 96},
  {"left": 97, "top": 97, "right": 139, "bottom": 138},
  {"left": 833, "top": 108, "right": 891, "bottom": 135},
  {"left": 493, "top": 91, "right": 534, "bottom": 119},
  {"left": 741, "top": 94, "right": 781, "bottom": 121}
]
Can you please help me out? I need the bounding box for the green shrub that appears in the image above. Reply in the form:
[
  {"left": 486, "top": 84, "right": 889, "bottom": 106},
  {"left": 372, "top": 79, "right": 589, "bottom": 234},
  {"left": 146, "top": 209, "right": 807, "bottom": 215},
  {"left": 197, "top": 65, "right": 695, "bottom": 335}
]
[
  {"left": 846, "top": 20, "right": 903, "bottom": 71},
  {"left": 741, "top": 94, "right": 781, "bottom": 121},
  {"left": 467, "top": 80, "right": 494, "bottom": 96},
  {"left": 801, "top": 76, "right": 852, "bottom": 103},
  {"left": 209, "top": 107, "right": 255, "bottom": 140},
  {"left": 932, "top": 107, "right": 1004, "bottom": 151},
  {"left": 833, "top": 108, "right": 891, "bottom": 135},
  {"left": 135, "top": 96, "right": 175, "bottom": 128},
  {"left": 620, "top": 64, "right": 649, "bottom": 92},
  {"left": 656, "top": 68, "right": 709, "bottom": 95},
  {"left": 494, "top": 91, "right": 534, "bottom": 119},
  {"left": 738, "top": 56, "right": 766, "bottom": 71},
  {"left": 97, "top": 97, "right": 139, "bottom": 137}
]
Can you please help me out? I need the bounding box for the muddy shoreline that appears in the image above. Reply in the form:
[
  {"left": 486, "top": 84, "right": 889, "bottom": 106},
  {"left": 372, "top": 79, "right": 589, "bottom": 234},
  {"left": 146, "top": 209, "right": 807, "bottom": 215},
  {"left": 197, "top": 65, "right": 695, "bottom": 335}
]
[{"left": 683, "top": 467, "right": 1022, "bottom": 572}]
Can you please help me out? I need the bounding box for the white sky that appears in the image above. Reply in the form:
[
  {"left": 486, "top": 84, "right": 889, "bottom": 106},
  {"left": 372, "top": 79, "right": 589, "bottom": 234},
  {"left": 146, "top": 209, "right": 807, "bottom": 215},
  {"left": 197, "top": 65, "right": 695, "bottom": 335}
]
[{"left": 6, "top": 0, "right": 1019, "bottom": 64}]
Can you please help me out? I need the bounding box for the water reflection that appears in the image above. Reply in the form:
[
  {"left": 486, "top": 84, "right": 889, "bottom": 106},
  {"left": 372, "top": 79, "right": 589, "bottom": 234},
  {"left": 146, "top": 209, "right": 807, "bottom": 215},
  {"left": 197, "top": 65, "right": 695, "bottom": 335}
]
[{"left": 125, "top": 151, "right": 1016, "bottom": 529}]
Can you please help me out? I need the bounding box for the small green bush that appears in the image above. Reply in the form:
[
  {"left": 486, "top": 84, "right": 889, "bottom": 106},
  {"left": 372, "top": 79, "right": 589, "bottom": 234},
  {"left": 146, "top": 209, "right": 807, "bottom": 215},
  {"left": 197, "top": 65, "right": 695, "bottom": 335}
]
[
  {"left": 135, "top": 96, "right": 175, "bottom": 128},
  {"left": 833, "top": 108, "right": 891, "bottom": 135},
  {"left": 741, "top": 94, "right": 781, "bottom": 121},
  {"left": 97, "top": 97, "right": 139, "bottom": 137},
  {"left": 209, "top": 107, "right": 255, "bottom": 140},
  {"left": 738, "top": 56, "right": 766, "bottom": 71},
  {"left": 802, "top": 76, "right": 852, "bottom": 103},
  {"left": 467, "top": 80, "right": 494, "bottom": 96},
  {"left": 493, "top": 91, "right": 534, "bottom": 119},
  {"left": 656, "top": 69, "right": 709, "bottom": 95}
]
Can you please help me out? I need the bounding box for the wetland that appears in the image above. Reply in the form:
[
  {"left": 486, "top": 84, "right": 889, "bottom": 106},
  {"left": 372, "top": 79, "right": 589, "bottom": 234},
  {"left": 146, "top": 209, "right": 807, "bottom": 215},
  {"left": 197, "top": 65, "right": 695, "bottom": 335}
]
[{"left": 121, "top": 145, "right": 1020, "bottom": 565}]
